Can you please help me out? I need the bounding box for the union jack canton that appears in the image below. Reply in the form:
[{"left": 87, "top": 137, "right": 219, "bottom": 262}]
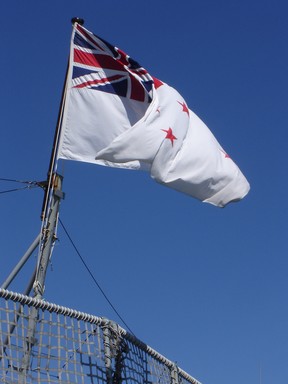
[{"left": 71, "top": 25, "right": 154, "bottom": 103}]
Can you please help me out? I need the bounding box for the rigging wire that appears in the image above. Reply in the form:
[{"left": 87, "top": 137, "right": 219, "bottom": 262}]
[
  {"left": 0, "top": 178, "right": 43, "bottom": 194},
  {"left": 0, "top": 178, "right": 32, "bottom": 183},
  {"left": 58, "top": 217, "right": 135, "bottom": 336},
  {"left": 0, "top": 185, "right": 38, "bottom": 194},
  {"left": 0, "top": 177, "right": 135, "bottom": 335}
]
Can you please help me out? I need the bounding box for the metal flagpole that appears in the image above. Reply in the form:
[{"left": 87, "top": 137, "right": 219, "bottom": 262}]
[
  {"left": 18, "top": 18, "right": 85, "bottom": 379},
  {"left": 34, "top": 17, "right": 84, "bottom": 299},
  {"left": 35, "top": 17, "right": 84, "bottom": 295}
]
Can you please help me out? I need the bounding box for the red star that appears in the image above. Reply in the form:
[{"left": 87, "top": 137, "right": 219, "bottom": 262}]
[
  {"left": 178, "top": 101, "right": 189, "bottom": 116},
  {"left": 162, "top": 128, "right": 177, "bottom": 146}
]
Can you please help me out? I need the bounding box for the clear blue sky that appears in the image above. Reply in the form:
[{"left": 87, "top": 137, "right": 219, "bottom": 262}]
[{"left": 0, "top": 1, "right": 287, "bottom": 383}]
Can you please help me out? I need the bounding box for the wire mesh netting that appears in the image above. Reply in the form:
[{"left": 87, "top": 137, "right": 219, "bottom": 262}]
[{"left": 0, "top": 289, "right": 201, "bottom": 384}]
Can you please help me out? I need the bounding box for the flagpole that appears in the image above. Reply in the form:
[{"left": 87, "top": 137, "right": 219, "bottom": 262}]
[
  {"left": 18, "top": 19, "right": 86, "bottom": 380},
  {"left": 46, "top": 17, "right": 84, "bottom": 177},
  {"left": 35, "top": 18, "right": 85, "bottom": 299},
  {"left": 41, "top": 17, "right": 84, "bottom": 222}
]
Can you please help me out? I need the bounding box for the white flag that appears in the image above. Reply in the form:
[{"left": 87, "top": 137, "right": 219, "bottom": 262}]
[{"left": 57, "top": 23, "right": 250, "bottom": 207}]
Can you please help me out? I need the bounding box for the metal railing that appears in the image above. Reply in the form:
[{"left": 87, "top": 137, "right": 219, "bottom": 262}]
[{"left": 0, "top": 288, "right": 201, "bottom": 384}]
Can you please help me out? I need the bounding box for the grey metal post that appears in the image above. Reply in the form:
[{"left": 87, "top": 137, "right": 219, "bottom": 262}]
[
  {"left": 33, "top": 174, "right": 64, "bottom": 298},
  {"left": 19, "top": 174, "right": 64, "bottom": 381},
  {"left": 171, "top": 363, "right": 180, "bottom": 384},
  {"left": 17, "top": 18, "right": 81, "bottom": 381},
  {"left": 103, "top": 319, "right": 114, "bottom": 384}
]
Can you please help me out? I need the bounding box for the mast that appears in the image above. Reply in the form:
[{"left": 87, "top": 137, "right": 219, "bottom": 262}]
[
  {"left": 34, "top": 17, "right": 84, "bottom": 299},
  {"left": 19, "top": 174, "right": 64, "bottom": 380},
  {"left": 33, "top": 174, "right": 64, "bottom": 299},
  {"left": 18, "top": 18, "right": 84, "bottom": 379}
]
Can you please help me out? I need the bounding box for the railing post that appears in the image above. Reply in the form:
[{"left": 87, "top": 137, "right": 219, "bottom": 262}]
[
  {"left": 103, "top": 319, "right": 114, "bottom": 384},
  {"left": 171, "top": 363, "right": 180, "bottom": 384}
]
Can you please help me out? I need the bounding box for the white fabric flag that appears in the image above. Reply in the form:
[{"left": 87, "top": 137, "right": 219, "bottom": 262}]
[{"left": 57, "top": 23, "right": 250, "bottom": 207}]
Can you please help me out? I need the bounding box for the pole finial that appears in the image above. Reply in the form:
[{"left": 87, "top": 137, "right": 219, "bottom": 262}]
[{"left": 71, "top": 17, "right": 84, "bottom": 25}]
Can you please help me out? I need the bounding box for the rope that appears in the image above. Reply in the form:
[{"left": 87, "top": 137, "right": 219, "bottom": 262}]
[
  {"left": 0, "top": 185, "right": 39, "bottom": 194},
  {"left": 58, "top": 217, "right": 135, "bottom": 336},
  {"left": 0, "top": 178, "right": 44, "bottom": 194},
  {"left": 0, "top": 178, "right": 33, "bottom": 183}
]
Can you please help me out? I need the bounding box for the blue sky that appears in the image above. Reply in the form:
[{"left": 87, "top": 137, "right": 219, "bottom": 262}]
[{"left": 0, "top": 1, "right": 287, "bottom": 383}]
